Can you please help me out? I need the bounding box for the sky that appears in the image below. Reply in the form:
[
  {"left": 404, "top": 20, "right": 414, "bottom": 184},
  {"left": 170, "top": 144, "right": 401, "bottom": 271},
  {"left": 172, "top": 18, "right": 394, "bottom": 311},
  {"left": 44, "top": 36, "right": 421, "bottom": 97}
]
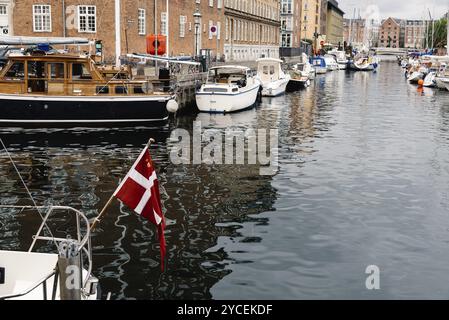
[{"left": 339, "top": 0, "right": 449, "bottom": 20}]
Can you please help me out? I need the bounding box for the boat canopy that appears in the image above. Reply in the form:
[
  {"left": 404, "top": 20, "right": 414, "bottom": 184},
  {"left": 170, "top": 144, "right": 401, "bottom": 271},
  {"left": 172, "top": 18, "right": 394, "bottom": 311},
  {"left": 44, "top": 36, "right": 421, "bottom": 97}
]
[
  {"left": 310, "top": 56, "right": 326, "bottom": 67},
  {"left": 0, "top": 36, "right": 90, "bottom": 46}
]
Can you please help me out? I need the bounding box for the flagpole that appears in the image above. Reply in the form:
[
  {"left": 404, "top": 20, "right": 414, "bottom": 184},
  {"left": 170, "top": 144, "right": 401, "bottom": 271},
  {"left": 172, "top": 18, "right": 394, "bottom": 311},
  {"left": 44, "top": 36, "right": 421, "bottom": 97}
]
[{"left": 90, "top": 138, "right": 156, "bottom": 231}]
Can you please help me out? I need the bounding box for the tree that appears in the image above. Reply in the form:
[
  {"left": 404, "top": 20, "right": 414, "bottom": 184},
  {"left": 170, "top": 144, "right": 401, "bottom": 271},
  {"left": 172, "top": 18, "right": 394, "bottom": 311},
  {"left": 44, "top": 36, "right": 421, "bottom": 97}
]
[{"left": 426, "top": 18, "right": 447, "bottom": 49}]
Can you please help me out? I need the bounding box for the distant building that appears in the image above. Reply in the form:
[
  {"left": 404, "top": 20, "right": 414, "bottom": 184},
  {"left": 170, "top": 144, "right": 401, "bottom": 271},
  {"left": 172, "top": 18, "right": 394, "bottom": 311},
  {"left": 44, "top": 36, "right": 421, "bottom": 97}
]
[
  {"left": 224, "top": 0, "right": 280, "bottom": 61},
  {"left": 320, "top": 0, "right": 327, "bottom": 37},
  {"left": 1, "top": 0, "right": 224, "bottom": 63},
  {"left": 404, "top": 20, "right": 428, "bottom": 49},
  {"left": 0, "top": 0, "right": 12, "bottom": 36},
  {"left": 379, "top": 17, "right": 401, "bottom": 48},
  {"left": 280, "top": 0, "right": 305, "bottom": 57},
  {"left": 325, "top": 0, "right": 344, "bottom": 46},
  {"left": 343, "top": 18, "right": 365, "bottom": 45},
  {"left": 300, "top": 0, "right": 322, "bottom": 42}
]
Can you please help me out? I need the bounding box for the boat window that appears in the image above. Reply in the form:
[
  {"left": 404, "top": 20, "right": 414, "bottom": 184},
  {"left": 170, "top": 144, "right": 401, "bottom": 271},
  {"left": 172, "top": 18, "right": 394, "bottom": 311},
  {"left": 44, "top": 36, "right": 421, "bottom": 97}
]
[
  {"left": 72, "top": 63, "right": 93, "bottom": 80},
  {"left": 96, "top": 86, "right": 109, "bottom": 94},
  {"left": 49, "top": 63, "right": 65, "bottom": 79},
  {"left": 263, "top": 66, "right": 269, "bottom": 75},
  {"left": 4, "top": 62, "right": 25, "bottom": 79},
  {"left": 27, "top": 61, "right": 46, "bottom": 79},
  {"left": 115, "top": 86, "right": 128, "bottom": 94},
  {"left": 270, "top": 66, "right": 275, "bottom": 75},
  {"left": 203, "top": 88, "right": 228, "bottom": 93},
  {"left": 232, "top": 88, "right": 238, "bottom": 92}
]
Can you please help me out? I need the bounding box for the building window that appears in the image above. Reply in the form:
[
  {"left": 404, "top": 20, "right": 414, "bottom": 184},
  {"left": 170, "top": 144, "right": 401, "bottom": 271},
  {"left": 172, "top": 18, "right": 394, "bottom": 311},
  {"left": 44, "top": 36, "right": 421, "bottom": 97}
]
[
  {"left": 179, "top": 15, "right": 186, "bottom": 38},
  {"left": 138, "top": 9, "right": 146, "bottom": 35},
  {"left": 0, "top": 5, "right": 7, "bottom": 15},
  {"left": 78, "top": 6, "right": 96, "bottom": 33},
  {"left": 33, "top": 5, "right": 52, "bottom": 32},
  {"left": 161, "top": 12, "right": 167, "bottom": 35}
]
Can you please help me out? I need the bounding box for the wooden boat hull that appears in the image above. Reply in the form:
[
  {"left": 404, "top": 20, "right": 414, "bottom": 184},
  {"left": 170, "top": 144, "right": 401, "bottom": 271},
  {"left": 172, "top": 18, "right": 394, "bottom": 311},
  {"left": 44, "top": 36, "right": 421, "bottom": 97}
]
[{"left": 0, "top": 94, "right": 171, "bottom": 127}]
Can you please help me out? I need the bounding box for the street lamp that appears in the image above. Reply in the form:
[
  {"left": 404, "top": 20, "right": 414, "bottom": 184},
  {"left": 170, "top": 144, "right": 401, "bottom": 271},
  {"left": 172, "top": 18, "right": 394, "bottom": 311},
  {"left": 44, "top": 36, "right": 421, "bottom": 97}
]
[{"left": 193, "top": 9, "right": 202, "bottom": 57}]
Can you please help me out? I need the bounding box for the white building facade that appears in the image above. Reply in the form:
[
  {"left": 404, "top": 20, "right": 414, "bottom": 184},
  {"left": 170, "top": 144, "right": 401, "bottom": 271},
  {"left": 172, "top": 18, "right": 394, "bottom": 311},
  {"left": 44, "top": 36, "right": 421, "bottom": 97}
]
[
  {"left": 224, "top": 0, "right": 280, "bottom": 61},
  {"left": 0, "top": 0, "right": 13, "bottom": 36}
]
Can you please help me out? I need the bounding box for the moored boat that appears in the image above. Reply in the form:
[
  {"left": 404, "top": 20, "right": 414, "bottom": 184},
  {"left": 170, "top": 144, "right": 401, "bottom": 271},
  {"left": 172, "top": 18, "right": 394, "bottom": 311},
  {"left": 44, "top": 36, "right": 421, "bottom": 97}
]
[
  {"left": 0, "top": 39, "right": 188, "bottom": 127},
  {"left": 196, "top": 66, "right": 261, "bottom": 113},
  {"left": 311, "top": 56, "right": 327, "bottom": 74},
  {"left": 256, "top": 58, "right": 291, "bottom": 97}
]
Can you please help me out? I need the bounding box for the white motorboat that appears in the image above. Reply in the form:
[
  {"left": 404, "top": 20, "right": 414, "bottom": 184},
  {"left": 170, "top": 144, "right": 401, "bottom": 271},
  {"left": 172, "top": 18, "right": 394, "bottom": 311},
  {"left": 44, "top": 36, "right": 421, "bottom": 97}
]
[
  {"left": 328, "top": 50, "right": 348, "bottom": 70},
  {"left": 423, "top": 71, "right": 437, "bottom": 87},
  {"left": 256, "top": 58, "right": 291, "bottom": 97},
  {"left": 196, "top": 66, "right": 261, "bottom": 113},
  {"left": 324, "top": 55, "right": 339, "bottom": 71},
  {"left": 287, "top": 54, "right": 315, "bottom": 91},
  {"left": 407, "top": 71, "right": 425, "bottom": 83},
  {"left": 0, "top": 205, "right": 100, "bottom": 300}
]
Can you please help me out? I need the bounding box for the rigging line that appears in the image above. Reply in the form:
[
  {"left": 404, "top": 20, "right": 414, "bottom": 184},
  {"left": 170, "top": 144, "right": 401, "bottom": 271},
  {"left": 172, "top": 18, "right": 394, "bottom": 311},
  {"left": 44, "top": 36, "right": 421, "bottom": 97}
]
[{"left": 0, "top": 137, "right": 57, "bottom": 247}]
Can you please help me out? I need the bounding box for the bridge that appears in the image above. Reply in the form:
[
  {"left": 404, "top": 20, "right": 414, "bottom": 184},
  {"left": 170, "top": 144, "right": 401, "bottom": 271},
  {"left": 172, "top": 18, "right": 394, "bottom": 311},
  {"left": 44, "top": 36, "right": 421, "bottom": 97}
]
[{"left": 372, "top": 47, "right": 408, "bottom": 55}]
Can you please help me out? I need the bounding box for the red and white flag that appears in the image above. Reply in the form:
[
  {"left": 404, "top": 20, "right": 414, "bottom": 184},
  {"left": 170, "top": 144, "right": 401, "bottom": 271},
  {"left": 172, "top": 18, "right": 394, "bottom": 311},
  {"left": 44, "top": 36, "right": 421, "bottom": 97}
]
[{"left": 113, "top": 146, "right": 166, "bottom": 271}]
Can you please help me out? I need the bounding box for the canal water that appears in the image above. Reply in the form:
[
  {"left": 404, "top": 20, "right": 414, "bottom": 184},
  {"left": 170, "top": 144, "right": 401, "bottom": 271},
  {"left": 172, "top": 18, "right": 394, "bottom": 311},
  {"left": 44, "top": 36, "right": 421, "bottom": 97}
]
[{"left": 2, "top": 59, "right": 449, "bottom": 299}]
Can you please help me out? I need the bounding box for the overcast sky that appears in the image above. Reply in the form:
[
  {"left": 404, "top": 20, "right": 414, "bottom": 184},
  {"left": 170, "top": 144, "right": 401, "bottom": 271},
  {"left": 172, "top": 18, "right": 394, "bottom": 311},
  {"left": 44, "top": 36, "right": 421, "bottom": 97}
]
[{"left": 339, "top": 0, "right": 449, "bottom": 20}]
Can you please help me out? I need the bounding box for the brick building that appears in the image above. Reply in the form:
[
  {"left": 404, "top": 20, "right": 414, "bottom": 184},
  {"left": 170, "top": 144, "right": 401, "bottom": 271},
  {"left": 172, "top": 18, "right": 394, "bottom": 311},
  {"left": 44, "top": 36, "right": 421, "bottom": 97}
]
[
  {"left": 1, "top": 0, "right": 224, "bottom": 64},
  {"left": 224, "top": 0, "right": 280, "bottom": 61},
  {"left": 343, "top": 18, "right": 365, "bottom": 45},
  {"left": 379, "top": 17, "right": 401, "bottom": 48},
  {"left": 404, "top": 20, "right": 428, "bottom": 49}
]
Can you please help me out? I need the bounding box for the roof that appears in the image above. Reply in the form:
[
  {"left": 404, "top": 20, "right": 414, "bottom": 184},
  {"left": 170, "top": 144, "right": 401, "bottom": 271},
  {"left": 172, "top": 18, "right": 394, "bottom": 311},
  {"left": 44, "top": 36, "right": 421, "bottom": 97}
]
[
  {"left": 0, "top": 36, "right": 90, "bottom": 46},
  {"left": 209, "top": 65, "right": 251, "bottom": 71},
  {"left": 256, "top": 58, "right": 283, "bottom": 64},
  {"left": 327, "top": 0, "right": 345, "bottom": 15}
]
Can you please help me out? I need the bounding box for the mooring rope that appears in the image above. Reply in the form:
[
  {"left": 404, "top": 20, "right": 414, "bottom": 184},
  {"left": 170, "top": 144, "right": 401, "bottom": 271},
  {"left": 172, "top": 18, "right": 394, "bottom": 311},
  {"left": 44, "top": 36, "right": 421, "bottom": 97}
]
[{"left": 0, "top": 137, "right": 57, "bottom": 248}]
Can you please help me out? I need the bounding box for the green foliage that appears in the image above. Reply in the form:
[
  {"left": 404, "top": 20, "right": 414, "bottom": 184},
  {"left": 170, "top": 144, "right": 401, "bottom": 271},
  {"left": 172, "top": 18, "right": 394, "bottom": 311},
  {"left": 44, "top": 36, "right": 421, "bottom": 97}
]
[{"left": 426, "top": 18, "right": 447, "bottom": 48}]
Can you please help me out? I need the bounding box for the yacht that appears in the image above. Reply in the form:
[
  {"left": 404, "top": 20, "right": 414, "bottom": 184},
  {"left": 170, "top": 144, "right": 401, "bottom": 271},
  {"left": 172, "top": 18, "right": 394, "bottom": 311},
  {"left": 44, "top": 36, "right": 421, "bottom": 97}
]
[
  {"left": 0, "top": 36, "right": 192, "bottom": 126},
  {"left": 256, "top": 58, "right": 291, "bottom": 97},
  {"left": 196, "top": 65, "right": 261, "bottom": 113}
]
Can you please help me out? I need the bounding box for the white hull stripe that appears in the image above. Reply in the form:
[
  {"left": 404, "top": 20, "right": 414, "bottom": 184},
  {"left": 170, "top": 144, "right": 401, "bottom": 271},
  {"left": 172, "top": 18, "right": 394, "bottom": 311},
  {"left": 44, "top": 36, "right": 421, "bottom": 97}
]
[
  {"left": 0, "top": 118, "right": 169, "bottom": 123},
  {"left": 0, "top": 94, "right": 172, "bottom": 102}
]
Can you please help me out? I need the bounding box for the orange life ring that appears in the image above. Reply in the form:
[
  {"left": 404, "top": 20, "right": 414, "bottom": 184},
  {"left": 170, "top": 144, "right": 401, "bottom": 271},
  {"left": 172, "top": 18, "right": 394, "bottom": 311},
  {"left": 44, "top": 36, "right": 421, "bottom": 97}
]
[{"left": 146, "top": 34, "right": 167, "bottom": 55}]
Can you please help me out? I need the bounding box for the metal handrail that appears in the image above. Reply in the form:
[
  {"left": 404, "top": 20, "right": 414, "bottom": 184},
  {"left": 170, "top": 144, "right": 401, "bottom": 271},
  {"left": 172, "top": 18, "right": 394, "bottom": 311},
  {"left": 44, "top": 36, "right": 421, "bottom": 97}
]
[
  {"left": 0, "top": 205, "right": 94, "bottom": 296},
  {"left": 0, "top": 270, "right": 56, "bottom": 300}
]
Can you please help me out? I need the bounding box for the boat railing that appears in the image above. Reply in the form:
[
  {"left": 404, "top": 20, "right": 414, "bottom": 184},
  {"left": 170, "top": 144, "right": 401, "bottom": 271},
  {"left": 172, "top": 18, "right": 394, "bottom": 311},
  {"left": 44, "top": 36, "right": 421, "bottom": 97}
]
[
  {"left": 0, "top": 270, "right": 57, "bottom": 300},
  {"left": 0, "top": 205, "right": 94, "bottom": 299}
]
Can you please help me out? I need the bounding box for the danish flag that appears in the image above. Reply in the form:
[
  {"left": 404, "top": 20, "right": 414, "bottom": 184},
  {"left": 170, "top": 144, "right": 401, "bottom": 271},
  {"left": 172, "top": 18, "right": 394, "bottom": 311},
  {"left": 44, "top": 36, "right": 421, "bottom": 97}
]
[{"left": 113, "top": 146, "right": 166, "bottom": 271}]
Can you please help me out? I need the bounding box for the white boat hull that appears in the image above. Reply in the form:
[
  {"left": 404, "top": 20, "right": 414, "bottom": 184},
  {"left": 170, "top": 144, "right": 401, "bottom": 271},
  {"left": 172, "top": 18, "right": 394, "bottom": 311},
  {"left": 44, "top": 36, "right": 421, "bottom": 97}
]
[
  {"left": 423, "top": 72, "right": 436, "bottom": 87},
  {"left": 314, "top": 67, "right": 327, "bottom": 74},
  {"left": 261, "top": 77, "right": 291, "bottom": 97},
  {"left": 0, "top": 251, "right": 97, "bottom": 300},
  {"left": 338, "top": 62, "right": 348, "bottom": 70},
  {"left": 435, "top": 77, "right": 449, "bottom": 90},
  {"left": 408, "top": 72, "right": 424, "bottom": 83},
  {"left": 196, "top": 83, "right": 260, "bottom": 113}
]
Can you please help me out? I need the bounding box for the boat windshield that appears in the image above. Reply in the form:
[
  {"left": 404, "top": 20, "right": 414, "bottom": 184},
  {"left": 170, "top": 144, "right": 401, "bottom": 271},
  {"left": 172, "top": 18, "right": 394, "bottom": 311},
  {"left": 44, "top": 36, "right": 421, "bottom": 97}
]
[{"left": 209, "top": 68, "right": 247, "bottom": 87}]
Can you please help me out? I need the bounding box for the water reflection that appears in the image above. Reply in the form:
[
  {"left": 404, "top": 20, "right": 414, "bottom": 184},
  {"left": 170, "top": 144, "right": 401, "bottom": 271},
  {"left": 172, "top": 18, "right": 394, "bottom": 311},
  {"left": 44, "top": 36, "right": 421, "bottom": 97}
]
[{"left": 2, "top": 61, "right": 449, "bottom": 299}]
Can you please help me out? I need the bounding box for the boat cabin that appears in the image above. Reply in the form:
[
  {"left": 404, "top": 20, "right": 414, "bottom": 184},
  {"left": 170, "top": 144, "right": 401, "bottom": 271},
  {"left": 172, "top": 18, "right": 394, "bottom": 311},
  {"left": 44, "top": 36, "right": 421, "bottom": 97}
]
[
  {"left": 256, "top": 58, "right": 284, "bottom": 83},
  {"left": 203, "top": 66, "right": 252, "bottom": 93},
  {"left": 0, "top": 53, "right": 165, "bottom": 96}
]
